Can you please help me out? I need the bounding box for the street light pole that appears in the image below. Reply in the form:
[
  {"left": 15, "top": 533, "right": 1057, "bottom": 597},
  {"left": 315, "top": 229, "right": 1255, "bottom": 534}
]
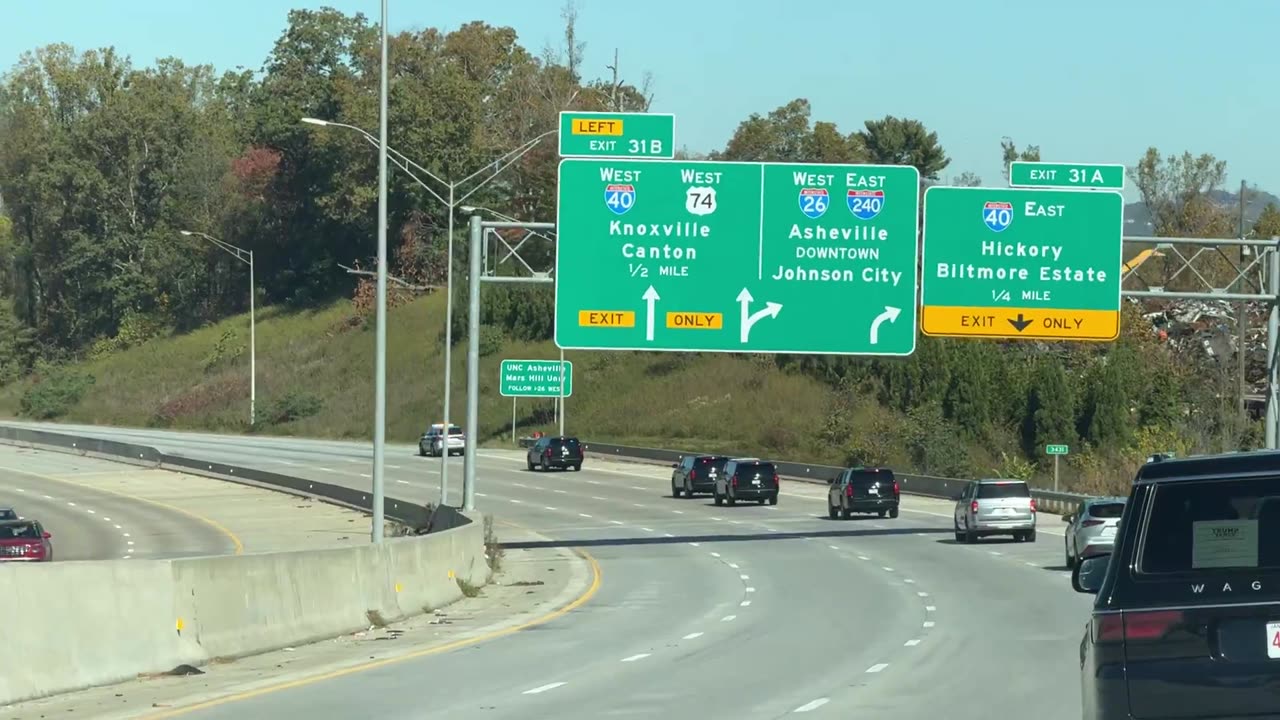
[
  {"left": 370, "top": 0, "right": 390, "bottom": 543},
  {"left": 301, "top": 117, "right": 557, "bottom": 507},
  {"left": 179, "top": 230, "right": 255, "bottom": 427}
]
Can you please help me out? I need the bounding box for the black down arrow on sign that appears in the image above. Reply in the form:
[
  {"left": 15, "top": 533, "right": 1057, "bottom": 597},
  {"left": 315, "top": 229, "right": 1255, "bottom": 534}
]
[{"left": 1008, "top": 313, "right": 1033, "bottom": 332}]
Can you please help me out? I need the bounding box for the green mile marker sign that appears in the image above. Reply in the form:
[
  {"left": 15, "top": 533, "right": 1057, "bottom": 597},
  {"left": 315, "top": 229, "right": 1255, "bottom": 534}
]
[{"left": 1045, "top": 444, "right": 1069, "bottom": 455}]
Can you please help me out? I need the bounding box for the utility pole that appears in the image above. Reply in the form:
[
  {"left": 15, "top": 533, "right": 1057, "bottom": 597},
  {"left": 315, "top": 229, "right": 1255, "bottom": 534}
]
[
  {"left": 370, "top": 0, "right": 389, "bottom": 543},
  {"left": 1239, "top": 179, "right": 1248, "bottom": 416}
]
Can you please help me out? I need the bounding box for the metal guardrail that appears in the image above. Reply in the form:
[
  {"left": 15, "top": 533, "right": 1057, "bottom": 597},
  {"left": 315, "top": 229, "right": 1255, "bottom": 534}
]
[
  {"left": 0, "top": 425, "right": 459, "bottom": 532},
  {"left": 519, "top": 437, "right": 1093, "bottom": 514}
]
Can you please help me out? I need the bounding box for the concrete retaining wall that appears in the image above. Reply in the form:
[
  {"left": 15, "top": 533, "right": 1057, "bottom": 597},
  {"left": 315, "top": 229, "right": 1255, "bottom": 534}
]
[{"left": 0, "top": 518, "right": 487, "bottom": 706}]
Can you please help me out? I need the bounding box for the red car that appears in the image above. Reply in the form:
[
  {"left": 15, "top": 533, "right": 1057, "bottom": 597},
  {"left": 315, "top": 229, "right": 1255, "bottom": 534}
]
[{"left": 0, "top": 519, "right": 52, "bottom": 562}]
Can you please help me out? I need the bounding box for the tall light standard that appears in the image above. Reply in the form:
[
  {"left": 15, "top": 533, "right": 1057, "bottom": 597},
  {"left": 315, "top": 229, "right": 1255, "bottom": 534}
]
[
  {"left": 459, "top": 205, "right": 564, "bottom": 436},
  {"left": 179, "top": 230, "right": 255, "bottom": 427},
  {"left": 369, "top": 0, "right": 390, "bottom": 543},
  {"left": 301, "top": 117, "right": 558, "bottom": 506}
]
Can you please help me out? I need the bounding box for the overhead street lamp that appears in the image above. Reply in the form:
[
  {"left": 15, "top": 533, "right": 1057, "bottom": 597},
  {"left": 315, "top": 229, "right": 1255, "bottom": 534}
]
[
  {"left": 302, "top": 116, "right": 558, "bottom": 506},
  {"left": 179, "top": 230, "right": 256, "bottom": 427}
]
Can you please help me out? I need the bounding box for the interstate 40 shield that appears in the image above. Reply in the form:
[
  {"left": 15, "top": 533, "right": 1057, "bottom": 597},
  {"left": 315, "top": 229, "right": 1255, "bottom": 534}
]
[{"left": 554, "top": 158, "right": 921, "bottom": 356}]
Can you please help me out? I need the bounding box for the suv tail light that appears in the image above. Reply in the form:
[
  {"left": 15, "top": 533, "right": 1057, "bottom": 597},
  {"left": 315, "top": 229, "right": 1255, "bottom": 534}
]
[
  {"left": 892, "top": 482, "right": 899, "bottom": 495},
  {"left": 1029, "top": 498, "right": 1037, "bottom": 513},
  {"left": 731, "top": 474, "right": 738, "bottom": 487},
  {"left": 846, "top": 484, "right": 853, "bottom": 498},
  {"left": 1096, "top": 610, "right": 1183, "bottom": 643},
  {"left": 544, "top": 448, "right": 551, "bottom": 457},
  {"left": 773, "top": 473, "right": 779, "bottom": 485},
  {"left": 1081, "top": 519, "right": 1104, "bottom": 528},
  {"left": 689, "top": 470, "right": 696, "bottom": 481},
  {"left": 970, "top": 500, "right": 979, "bottom": 514}
]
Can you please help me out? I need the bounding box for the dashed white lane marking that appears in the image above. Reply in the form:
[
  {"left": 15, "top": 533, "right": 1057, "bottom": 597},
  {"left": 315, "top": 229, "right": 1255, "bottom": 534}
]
[
  {"left": 923, "top": 621, "right": 936, "bottom": 628},
  {"left": 586, "top": 480, "right": 600, "bottom": 485},
  {"left": 578, "top": 513, "right": 592, "bottom": 518},
  {"left": 641, "top": 527, "right": 654, "bottom": 533},
  {"left": 621, "top": 653, "right": 650, "bottom": 662},
  {"left": 904, "top": 579, "right": 915, "bottom": 584},
  {"left": 857, "top": 555, "right": 870, "bottom": 561},
  {"left": 767, "top": 528, "right": 779, "bottom": 532},
  {"left": 632, "top": 503, "right": 644, "bottom": 508},
  {"left": 126, "top": 541, "right": 134, "bottom": 546},
  {"left": 745, "top": 587, "right": 756, "bottom": 593},
  {"left": 102, "top": 517, "right": 111, "bottom": 522},
  {"left": 114, "top": 524, "right": 122, "bottom": 530},
  {"left": 509, "top": 499, "right": 523, "bottom": 504},
  {"left": 882, "top": 567, "right": 894, "bottom": 572},
  {"left": 905, "top": 639, "right": 921, "bottom": 647},
  {"left": 13, "top": 488, "right": 23, "bottom": 492},
  {"left": 740, "top": 600, "right": 752, "bottom": 607},
  {"left": 866, "top": 663, "right": 889, "bottom": 673},
  {"left": 123, "top": 533, "right": 131, "bottom": 538},
  {"left": 476, "top": 492, "right": 487, "bottom": 497},
  {"left": 523, "top": 682, "right": 566, "bottom": 695},
  {"left": 683, "top": 632, "right": 704, "bottom": 640},
  {"left": 85, "top": 509, "right": 95, "bottom": 514},
  {"left": 664, "top": 533, "right": 675, "bottom": 537},
  {"left": 710, "top": 551, "right": 721, "bottom": 557},
  {"left": 396, "top": 480, "right": 410, "bottom": 485},
  {"left": 926, "top": 606, "right": 936, "bottom": 612},
  {"left": 121, "top": 554, "right": 131, "bottom": 559},
  {"left": 359, "top": 473, "right": 371, "bottom": 479},
  {"left": 317, "top": 467, "right": 335, "bottom": 473},
  {"left": 917, "top": 591, "right": 929, "bottom": 597},
  {"left": 554, "top": 489, "right": 567, "bottom": 494},
  {"left": 672, "top": 510, "right": 684, "bottom": 514},
  {"left": 629, "top": 486, "right": 645, "bottom": 491},
  {"left": 710, "top": 517, "right": 723, "bottom": 521},
  {"left": 729, "top": 520, "right": 742, "bottom": 525},
  {"left": 66, "top": 501, "right": 76, "bottom": 506},
  {"left": 727, "top": 563, "right": 740, "bottom": 569},
  {"left": 989, "top": 551, "right": 1002, "bottom": 556},
  {"left": 721, "top": 615, "right": 737, "bottom": 622},
  {"left": 610, "top": 520, "right": 624, "bottom": 525},
  {"left": 544, "top": 506, "right": 557, "bottom": 511},
  {"left": 42, "top": 495, "right": 52, "bottom": 499},
  {"left": 689, "top": 542, "right": 701, "bottom": 547},
  {"left": 794, "top": 698, "right": 829, "bottom": 713},
  {"left": 740, "top": 574, "right": 750, "bottom": 580},
  {"left": 1025, "top": 561, "right": 1039, "bottom": 567},
  {"left": 829, "top": 545, "right": 839, "bottom": 550},
  {"left": 591, "top": 496, "right": 606, "bottom": 501}
]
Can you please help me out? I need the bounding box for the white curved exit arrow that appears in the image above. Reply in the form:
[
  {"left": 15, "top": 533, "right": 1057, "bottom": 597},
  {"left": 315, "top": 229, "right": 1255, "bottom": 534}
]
[{"left": 869, "top": 306, "right": 902, "bottom": 345}]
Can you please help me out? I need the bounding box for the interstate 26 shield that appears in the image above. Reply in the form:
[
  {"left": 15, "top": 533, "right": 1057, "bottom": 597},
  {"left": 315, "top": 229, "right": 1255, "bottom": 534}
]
[
  {"left": 846, "top": 189, "right": 884, "bottom": 220},
  {"left": 604, "top": 184, "right": 636, "bottom": 216},
  {"left": 982, "top": 201, "right": 1013, "bottom": 232},
  {"left": 798, "top": 188, "right": 829, "bottom": 219}
]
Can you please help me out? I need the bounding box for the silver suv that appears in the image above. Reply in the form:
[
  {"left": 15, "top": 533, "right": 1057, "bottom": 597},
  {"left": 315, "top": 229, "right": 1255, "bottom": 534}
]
[{"left": 953, "top": 478, "right": 1037, "bottom": 543}]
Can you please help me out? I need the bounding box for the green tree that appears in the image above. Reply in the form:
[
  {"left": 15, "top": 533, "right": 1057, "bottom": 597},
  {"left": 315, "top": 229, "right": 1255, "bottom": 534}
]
[
  {"left": 952, "top": 171, "right": 982, "bottom": 187},
  {"left": 856, "top": 116, "right": 949, "bottom": 180},
  {"left": 1000, "top": 137, "right": 1040, "bottom": 180},
  {"left": 1023, "top": 356, "right": 1075, "bottom": 458},
  {"left": 1253, "top": 202, "right": 1280, "bottom": 238}
]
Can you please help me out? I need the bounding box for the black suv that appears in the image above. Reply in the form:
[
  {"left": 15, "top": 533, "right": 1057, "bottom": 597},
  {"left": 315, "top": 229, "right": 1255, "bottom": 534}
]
[
  {"left": 828, "top": 466, "right": 899, "bottom": 519},
  {"left": 1073, "top": 450, "right": 1280, "bottom": 719},
  {"left": 526, "top": 436, "right": 584, "bottom": 472},
  {"left": 714, "top": 458, "right": 779, "bottom": 506},
  {"left": 671, "top": 455, "right": 728, "bottom": 498}
]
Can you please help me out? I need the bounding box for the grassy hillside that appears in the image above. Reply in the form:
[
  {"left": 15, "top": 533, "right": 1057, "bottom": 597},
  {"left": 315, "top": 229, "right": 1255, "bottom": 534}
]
[{"left": 0, "top": 294, "right": 866, "bottom": 463}]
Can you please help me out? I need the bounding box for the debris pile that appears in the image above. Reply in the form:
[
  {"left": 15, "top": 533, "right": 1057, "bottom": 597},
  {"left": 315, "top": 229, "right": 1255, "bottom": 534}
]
[{"left": 1137, "top": 298, "right": 1270, "bottom": 402}]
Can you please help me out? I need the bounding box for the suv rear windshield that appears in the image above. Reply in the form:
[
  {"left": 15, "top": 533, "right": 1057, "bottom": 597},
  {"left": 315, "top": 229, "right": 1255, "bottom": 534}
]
[
  {"left": 1088, "top": 501, "right": 1125, "bottom": 518},
  {"left": 1140, "top": 476, "right": 1280, "bottom": 573},
  {"left": 735, "top": 462, "right": 775, "bottom": 476},
  {"left": 550, "top": 438, "right": 581, "bottom": 452},
  {"left": 850, "top": 469, "right": 894, "bottom": 484},
  {"left": 696, "top": 457, "right": 727, "bottom": 471},
  {"left": 977, "top": 482, "right": 1030, "bottom": 499},
  {"left": 0, "top": 523, "right": 38, "bottom": 540}
]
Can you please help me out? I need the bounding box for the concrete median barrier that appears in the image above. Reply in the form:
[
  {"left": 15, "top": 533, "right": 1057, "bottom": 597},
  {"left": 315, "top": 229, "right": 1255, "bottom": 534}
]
[{"left": 0, "top": 518, "right": 487, "bottom": 706}]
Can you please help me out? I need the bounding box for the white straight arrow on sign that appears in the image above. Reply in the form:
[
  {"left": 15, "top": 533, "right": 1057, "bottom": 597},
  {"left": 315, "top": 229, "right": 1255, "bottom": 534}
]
[
  {"left": 869, "top": 306, "right": 902, "bottom": 345},
  {"left": 642, "top": 285, "right": 660, "bottom": 341}
]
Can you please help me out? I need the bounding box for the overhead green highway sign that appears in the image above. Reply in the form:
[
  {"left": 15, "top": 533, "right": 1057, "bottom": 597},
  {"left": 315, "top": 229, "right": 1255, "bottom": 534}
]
[
  {"left": 558, "top": 111, "right": 675, "bottom": 160},
  {"left": 920, "top": 186, "right": 1124, "bottom": 342},
  {"left": 554, "top": 158, "right": 920, "bottom": 356},
  {"left": 499, "top": 359, "right": 573, "bottom": 398},
  {"left": 1008, "top": 161, "right": 1126, "bottom": 190}
]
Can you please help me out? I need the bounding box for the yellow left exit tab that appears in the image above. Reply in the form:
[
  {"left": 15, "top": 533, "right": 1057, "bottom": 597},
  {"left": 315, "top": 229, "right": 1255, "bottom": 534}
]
[{"left": 571, "top": 118, "right": 623, "bottom": 136}]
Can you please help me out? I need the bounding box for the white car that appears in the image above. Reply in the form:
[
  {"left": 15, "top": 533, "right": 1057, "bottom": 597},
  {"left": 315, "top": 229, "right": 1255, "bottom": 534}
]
[
  {"left": 418, "top": 423, "right": 465, "bottom": 457},
  {"left": 1063, "top": 496, "right": 1126, "bottom": 568}
]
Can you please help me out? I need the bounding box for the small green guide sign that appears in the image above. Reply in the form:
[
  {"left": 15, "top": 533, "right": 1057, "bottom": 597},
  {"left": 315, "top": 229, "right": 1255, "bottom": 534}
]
[
  {"left": 1045, "top": 444, "right": 1069, "bottom": 455},
  {"left": 558, "top": 111, "right": 675, "bottom": 160},
  {"left": 1008, "top": 161, "right": 1126, "bottom": 190},
  {"left": 499, "top": 359, "right": 573, "bottom": 398}
]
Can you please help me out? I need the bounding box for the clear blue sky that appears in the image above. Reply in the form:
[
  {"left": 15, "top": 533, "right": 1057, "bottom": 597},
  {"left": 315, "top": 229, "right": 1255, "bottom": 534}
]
[{"left": 4, "top": 0, "right": 1276, "bottom": 200}]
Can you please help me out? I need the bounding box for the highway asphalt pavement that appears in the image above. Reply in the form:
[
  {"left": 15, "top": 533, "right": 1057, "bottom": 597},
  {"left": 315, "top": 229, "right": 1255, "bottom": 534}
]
[
  {"left": 0, "top": 444, "right": 233, "bottom": 560},
  {"left": 2, "top": 421, "right": 1094, "bottom": 719}
]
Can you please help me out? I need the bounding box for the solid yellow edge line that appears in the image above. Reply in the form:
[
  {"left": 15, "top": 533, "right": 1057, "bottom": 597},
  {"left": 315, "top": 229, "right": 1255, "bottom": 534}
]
[
  {"left": 0, "top": 463, "right": 244, "bottom": 555},
  {"left": 137, "top": 547, "right": 603, "bottom": 719}
]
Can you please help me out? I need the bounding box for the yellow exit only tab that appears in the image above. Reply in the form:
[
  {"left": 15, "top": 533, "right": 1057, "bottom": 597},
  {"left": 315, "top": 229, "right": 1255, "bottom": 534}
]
[
  {"left": 571, "top": 118, "right": 624, "bottom": 136},
  {"left": 665, "top": 312, "right": 723, "bottom": 330},
  {"left": 578, "top": 310, "right": 635, "bottom": 328},
  {"left": 921, "top": 306, "right": 1119, "bottom": 341}
]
